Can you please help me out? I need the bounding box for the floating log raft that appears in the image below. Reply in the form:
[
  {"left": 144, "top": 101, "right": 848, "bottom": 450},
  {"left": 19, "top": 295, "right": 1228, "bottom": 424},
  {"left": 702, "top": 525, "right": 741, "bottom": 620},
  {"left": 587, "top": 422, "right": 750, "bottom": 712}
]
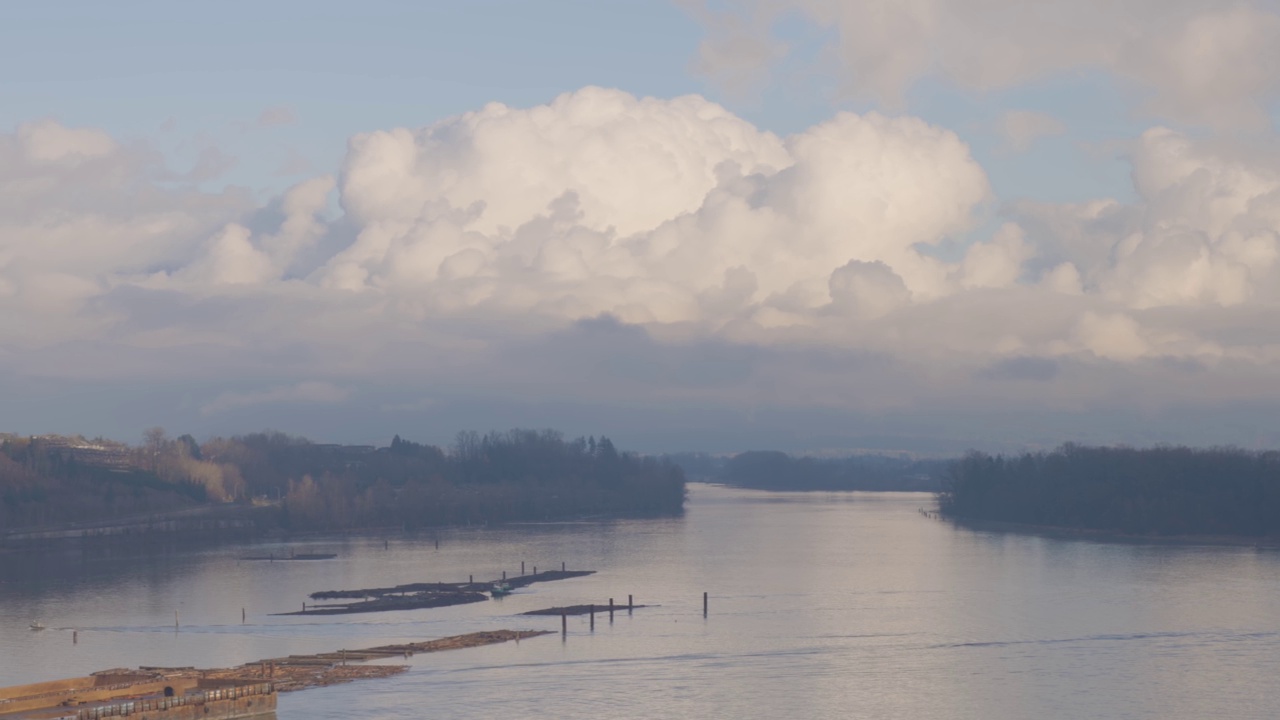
[
  {"left": 200, "top": 630, "right": 551, "bottom": 692},
  {"left": 280, "top": 590, "right": 488, "bottom": 615},
  {"left": 283, "top": 570, "right": 596, "bottom": 615}
]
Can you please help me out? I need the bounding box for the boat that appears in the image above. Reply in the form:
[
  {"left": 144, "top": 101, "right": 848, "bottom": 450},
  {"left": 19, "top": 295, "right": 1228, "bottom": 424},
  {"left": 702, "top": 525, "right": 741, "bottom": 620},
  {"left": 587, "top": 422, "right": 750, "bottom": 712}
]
[
  {"left": 28, "top": 621, "right": 45, "bottom": 631},
  {"left": 490, "top": 582, "right": 513, "bottom": 598}
]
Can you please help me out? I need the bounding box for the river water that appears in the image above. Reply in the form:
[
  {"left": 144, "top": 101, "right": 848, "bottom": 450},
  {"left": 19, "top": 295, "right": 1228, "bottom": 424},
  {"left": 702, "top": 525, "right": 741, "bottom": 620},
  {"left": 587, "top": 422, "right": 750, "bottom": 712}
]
[{"left": 2, "top": 484, "right": 1279, "bottom": 719}]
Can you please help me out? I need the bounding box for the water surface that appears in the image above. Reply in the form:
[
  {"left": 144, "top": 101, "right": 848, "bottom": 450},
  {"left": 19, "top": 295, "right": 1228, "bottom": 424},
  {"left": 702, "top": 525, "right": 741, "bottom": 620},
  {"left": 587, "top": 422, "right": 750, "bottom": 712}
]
[{"left": 2, "top": 484, "right": 1278, "bottom": 719}]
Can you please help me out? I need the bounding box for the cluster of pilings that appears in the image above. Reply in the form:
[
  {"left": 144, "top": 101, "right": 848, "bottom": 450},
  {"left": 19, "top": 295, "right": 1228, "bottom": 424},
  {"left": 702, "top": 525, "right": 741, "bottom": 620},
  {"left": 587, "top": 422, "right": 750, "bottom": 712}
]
[{"left": 531, "top": 591, "right": 713, "bottom": 639}]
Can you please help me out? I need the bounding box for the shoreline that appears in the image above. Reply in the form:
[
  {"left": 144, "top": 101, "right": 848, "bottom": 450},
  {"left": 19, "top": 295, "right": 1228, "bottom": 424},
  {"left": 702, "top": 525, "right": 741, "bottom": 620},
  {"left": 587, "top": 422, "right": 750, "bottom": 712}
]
[{"left": 0, "top": 509, "right": 684, "bottom": 555}]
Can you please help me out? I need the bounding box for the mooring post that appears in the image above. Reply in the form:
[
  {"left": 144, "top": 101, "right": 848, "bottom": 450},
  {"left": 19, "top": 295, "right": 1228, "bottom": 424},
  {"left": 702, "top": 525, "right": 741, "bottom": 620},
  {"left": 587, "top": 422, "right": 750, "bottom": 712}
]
[
  {"left": 242, "top": 607, "right": 246, "bottom": 623},
  {"left": 302, "top": 602, "right": 306, "bottom": 613},
  {"left": 561, "top": 613, "right": 567, "bottom": 636},
  {"left": 175, "top": 610, "right": 179, "bottom": 629},
  {"left": 469, "top": 574, "right": 473, "bottom": 585},
  {"left": 609, "top": 598, "right": 614, "bottom": 622},
  {"left": 628, "top": 595, "right": 633, "bottom": 613},
  {"left": 533, "top": 566, "right": 536, "bottom": 575},
  {"left": 562, "top": 561, "right": 566, "bottom": 572},
  {"left": 73, "top": 630, "right": 78, "bottom": 644},
  {"left": 590, "top": 604, "right": 595, "bottom": 631},
  {"left": 502, "top": 570, "right": 506, "bottom": 581},
  {"left": 521, "top": 561, "right": 525, "bottom": 575},
  {"left": 703, "top": 592, "right": 708, "bottom": 617}
]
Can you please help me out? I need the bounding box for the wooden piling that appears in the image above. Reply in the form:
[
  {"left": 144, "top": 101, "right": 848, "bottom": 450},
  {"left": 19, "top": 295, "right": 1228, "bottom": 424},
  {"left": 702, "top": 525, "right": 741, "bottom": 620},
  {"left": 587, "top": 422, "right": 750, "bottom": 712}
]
[
  {"left": 703, "top": 592, "right": 708, "bottom": 616},
  {"left": 469, "top": 574, "right": 473, "bottom": 585},
  {"left": 533, "top": 566, "right": 536, "bottom": 575},
  {"left": 521, "top": 561, "right": 525, "bottom": 575},
  {"left": 628, "top": 595, "right": 633, "bottom": 613},
  {"left": 589, "top": 604, "right": 595, "bottom": 631},
  {"left": 562, "top": 561, "right": 566, "bottom": 572},
  {"left": 72, "top": 630, "right": 77, "bottom": 644},
  {"left": 502, "top": 570, "right": 506, "bottom": 581},
  {"left": 242, "top": 607, "right": 246, "bottom": 623},
  {"left": 609, "top": 598, "right": 614, "bottom": 622},
  {"left": 175, "top": 610, "right": 179, "bottom": 629},
  {"left": 561, "top": 613, "right": 567, "bottom": 636}
]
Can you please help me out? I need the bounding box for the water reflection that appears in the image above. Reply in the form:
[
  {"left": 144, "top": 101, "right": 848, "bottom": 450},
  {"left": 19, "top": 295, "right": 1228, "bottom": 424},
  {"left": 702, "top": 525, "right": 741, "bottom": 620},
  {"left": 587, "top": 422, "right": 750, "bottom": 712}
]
[{"left": 2, "top": 486, "right": 1280, "bottom": 719}]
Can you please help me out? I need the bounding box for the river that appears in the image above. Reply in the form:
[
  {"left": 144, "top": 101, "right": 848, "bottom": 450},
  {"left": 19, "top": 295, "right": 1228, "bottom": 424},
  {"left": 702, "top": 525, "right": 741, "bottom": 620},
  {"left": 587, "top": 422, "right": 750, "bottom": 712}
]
[{"left": 2, "top": 484, "right": 1278, "bottom": 719}]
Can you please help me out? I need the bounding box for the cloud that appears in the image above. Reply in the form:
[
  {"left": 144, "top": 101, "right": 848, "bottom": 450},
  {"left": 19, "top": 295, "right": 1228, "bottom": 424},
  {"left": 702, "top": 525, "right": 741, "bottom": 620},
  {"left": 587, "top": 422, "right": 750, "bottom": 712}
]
[
  {"left": 18, "top": 119, "right": 116, "bottom": 164},
  {"left": 171, "top": 175, "right": 334, "bottom": 286},
  {"left": 8, "top": 90, "right": 1280, "bottom": 450},
  {"left": 201, "top": 381, "right": 350, "bottom": 415},
  {"left": 323, "top": 88, "right": 989, "bottom": 325},
  {"left": 680, "top": 0, "right": 788, "bottom": 99},
  {"left": 257, "top": 105, "right": 298, "bottom": 127},
  {"left": 1014, "top": 127, "right": 1280, "bottom": 311},
  {"left": 686, "top": 0, "right": 1280, "bottom": 128},
  {"left": 998, "top": 110, "right": 1067, "bottom": 152}
]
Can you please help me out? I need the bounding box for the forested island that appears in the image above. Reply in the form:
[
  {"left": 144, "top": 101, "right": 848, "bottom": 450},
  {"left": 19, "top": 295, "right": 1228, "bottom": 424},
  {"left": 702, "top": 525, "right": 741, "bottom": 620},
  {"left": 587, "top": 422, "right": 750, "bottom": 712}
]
[
  {"left": 0, "top": 429, "right": 686, "bottom": 539},
  {"left": 940, "top": 444, "right": 1280, "bottom": 538},
  {"left": 669, "top": 450, "right": 944, "bottom": 491}
]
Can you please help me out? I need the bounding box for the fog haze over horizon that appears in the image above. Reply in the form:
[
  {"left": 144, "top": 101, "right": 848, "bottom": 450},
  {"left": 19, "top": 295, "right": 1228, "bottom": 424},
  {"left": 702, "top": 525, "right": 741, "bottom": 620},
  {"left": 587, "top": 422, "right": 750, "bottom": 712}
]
[{"left": 5, "top": 1, "right": 1280, "bottom": 455}]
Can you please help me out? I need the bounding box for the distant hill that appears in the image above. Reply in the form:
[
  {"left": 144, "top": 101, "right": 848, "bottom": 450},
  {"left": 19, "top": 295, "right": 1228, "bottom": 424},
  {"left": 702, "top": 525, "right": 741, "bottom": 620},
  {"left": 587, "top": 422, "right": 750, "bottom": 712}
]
[{"left": 666, "top": 450, "right": 945, "bottom": 491}]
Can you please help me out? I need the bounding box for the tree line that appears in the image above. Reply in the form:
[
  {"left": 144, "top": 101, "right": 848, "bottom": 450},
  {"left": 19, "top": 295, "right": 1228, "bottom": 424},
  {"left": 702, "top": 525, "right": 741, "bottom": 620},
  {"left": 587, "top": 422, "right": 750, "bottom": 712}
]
[
  {"left": 0, "top": 429, "right": 686, "bottom": 532},
  {"left": 939, "top": 444, "right": 1280, "bottom": 537},
  {"left": 666, "top": 450, "right": 944, "bottom": 491}
]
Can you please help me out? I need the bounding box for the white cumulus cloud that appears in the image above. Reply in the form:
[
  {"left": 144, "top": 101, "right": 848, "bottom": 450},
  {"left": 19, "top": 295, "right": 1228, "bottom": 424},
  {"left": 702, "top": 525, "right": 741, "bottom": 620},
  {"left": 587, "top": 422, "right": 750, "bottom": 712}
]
[
  {"left": 7, "top": 88, "right": 1280, "bottom": 449},
  {"left": 323, "top": 89, "right": 990, "bottom": 326}
]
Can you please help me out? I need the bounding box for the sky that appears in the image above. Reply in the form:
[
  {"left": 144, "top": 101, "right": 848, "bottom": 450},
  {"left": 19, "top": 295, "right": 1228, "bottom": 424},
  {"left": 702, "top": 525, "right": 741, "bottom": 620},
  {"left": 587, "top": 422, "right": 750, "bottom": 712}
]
[{"left": 5, "top": 0, "right": 1280, "bottom": 455}]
